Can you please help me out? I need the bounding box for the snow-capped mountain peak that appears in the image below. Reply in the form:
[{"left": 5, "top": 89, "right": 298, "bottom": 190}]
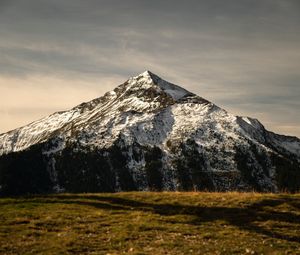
[
  {"left": 0, "top": 71, "right": 299, "bottom": 194},
  {"left": 127, "top": 70, "right": 192, "bottom": 100}
]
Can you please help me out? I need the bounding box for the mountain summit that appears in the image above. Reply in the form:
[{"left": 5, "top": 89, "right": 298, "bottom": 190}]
[
  {"left": 133, "top": 70, "right": 192, "bottom": 100},
  {"left": 0, "top": 71, "right": 299, "bottom": 195}
]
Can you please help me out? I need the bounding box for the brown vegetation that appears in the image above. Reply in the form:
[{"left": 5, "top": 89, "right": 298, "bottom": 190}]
[{"left": 0, "top": 192, "right": 300, "bottom": 254}]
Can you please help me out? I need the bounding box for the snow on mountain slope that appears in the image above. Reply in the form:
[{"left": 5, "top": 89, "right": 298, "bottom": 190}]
[
  {"left": 0, "top": 70, "right": 299, "bottom": 158},
  {"left": 267, "top": 132, "right": 300, "bottom": 157},
  {"left": 0, "top": 71, "right": 191, "bottom": 155},
  {"left": 0, "top": 71, "right": 299, "bottom": 194},
  {"left": 0, "top": 109, "right": 81, "bottom": 155}
]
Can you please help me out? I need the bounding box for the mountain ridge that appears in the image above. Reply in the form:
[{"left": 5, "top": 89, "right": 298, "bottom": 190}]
[{"left": 0, "top": 71, "right": 299, "bottom": 195}]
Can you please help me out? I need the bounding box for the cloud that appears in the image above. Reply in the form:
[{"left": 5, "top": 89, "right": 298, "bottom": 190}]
[{"left": 0, "top": 0, "right": 299, "bottom": 137}]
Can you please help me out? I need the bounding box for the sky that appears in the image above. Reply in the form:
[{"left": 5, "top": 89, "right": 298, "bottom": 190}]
[{"left": 0, "top": 0, "right": 299, "bottom": 137}]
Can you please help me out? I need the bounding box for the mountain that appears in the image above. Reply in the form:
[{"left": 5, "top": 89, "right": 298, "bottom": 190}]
[{"left": 0, "top": 71, "right": 299, "bottom": 195}]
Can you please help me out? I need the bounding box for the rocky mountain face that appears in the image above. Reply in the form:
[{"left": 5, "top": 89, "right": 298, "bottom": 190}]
[{"left": 0, "top": 71, "right": 299, "bottom": 195}]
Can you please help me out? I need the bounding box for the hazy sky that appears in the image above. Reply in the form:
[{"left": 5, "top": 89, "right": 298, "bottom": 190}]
[{"left": 0, "top": 0, "right": 299, "bottom": 137}]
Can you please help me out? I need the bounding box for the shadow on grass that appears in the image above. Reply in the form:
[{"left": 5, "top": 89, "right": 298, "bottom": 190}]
[{"left": 2, "top": 194, "right": 300, "bottom": 243}]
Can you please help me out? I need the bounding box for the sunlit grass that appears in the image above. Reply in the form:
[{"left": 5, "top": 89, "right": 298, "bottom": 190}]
[{"left": 0, "top": 192, "right": 300, "bottom": 254}]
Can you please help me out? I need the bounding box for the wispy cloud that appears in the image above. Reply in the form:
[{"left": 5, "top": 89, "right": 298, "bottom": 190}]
[{"left": 0, "top": 0, "right": 299, "bottom": 136}]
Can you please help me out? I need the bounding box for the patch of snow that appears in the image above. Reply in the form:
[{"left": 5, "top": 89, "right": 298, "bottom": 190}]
[
  {"left": 242, "top": 117, "right": 252, "bottom": 125},
  {"left": 0, "top": 109, "right": 80, "bottom": 155},
  {"left": 0, "top": 69, "right": 298, "bottom": 195},
  {"left": 129, "top": 70, "right": 190, "bottom": 100}
]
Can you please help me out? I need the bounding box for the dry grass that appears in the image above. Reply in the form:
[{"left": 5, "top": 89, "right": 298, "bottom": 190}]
[{"left": 0, "top": 192, "right": 300, "bottom": 254}]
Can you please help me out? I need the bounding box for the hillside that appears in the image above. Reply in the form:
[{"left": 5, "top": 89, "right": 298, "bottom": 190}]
[
  {"left": 0, "top": 192, "right": 300, "bottom": 254},
  {"left": 0, "top": 71, "right": 300, "bottom": 194}
]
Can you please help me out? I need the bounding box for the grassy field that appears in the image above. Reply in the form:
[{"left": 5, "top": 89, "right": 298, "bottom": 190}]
[{"left": 0, "top": 192, "right": 300, "bottom": 255}]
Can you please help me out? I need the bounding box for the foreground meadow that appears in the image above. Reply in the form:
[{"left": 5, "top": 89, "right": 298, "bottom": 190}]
[{"left": 0, "top": 192, "right": 299, "bottom": 254}]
